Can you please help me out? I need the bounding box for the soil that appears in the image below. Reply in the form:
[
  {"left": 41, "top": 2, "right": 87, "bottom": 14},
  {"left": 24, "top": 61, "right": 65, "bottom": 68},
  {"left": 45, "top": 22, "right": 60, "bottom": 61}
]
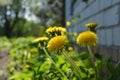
[{"left": 0, "top": 51, "right": 9, "bottom": 80}]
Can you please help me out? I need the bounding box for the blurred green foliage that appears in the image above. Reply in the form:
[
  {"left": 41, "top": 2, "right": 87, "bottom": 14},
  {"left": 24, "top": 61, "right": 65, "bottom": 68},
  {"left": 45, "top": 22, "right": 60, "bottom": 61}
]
[{"left": 0, "top": 36, "right": 119, "bottom": 80}]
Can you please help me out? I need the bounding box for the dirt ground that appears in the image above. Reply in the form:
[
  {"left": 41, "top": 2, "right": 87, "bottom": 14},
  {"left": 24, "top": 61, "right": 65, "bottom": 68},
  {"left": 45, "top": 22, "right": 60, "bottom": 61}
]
[{"left": 0, "top": 51, "right": 9, "bottom": 80}]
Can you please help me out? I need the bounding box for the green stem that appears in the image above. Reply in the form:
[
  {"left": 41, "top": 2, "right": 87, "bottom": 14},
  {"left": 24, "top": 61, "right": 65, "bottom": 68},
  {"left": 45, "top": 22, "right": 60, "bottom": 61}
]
[
  {"left": 43, "top": 47, "right": 67, "bottom": 80},
  {"left": 87, "top": 45, "right": 98, "bottom": 79},
  {"left": 62, "top": 49, "right": 82, "bottom": 80},
  {"left": 87, "top": 45, "right": 93, "bottom": 57}
]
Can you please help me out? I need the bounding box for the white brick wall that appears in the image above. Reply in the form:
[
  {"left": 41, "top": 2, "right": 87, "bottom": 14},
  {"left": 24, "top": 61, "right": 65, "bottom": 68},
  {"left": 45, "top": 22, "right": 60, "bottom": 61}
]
[
  {"left": 112, "top": 0, "right": 120, "bottom": 4},
  {"left": 73, "top": 4, "right": 86, "bottom": 20},
  {"left": 97, "top": 30, "right": 106, "bottom": 45},
  {"left": 103, "top": 5, "right": 119, "bottom": 26},
  {"left": 100, "top": 0, "right": 112, "bottom": 10},
  {"left": 90, "top": 0, "right": 100, "bottom": 15},
  {"left": 66, "top": 0, "right": 120, "bottom": 47},
  {"left": 65, "top": 0, "right": 72, "bottom": 21},
  {"left": 113, "top": 27, "right": 120, "bottom": 46},
  {"left": 92, "top": 12, "right": 104, "bottom": 27},
  {"left": 106, "top": 29, "right": 113, "bottom": 46}
]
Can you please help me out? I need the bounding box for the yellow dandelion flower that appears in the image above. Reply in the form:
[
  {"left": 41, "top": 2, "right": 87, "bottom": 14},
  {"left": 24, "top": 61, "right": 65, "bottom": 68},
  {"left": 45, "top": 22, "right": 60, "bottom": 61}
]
[
  {"left": 68, "top": 46, "right": 73, "bottom": 51},
  {"left": 24, "top": 64, "right": 30, "bottom": 69},
  {"left": 85, "top": 22, "right": 98, "bottom": 28},
  {"left": 46, "top": 26, "right": 66, "bottom": 36},
  {"left": 46, "top": 27, "right": 55, "bottom": 34},
  {"left": 57, "top": 27, "right": 66, "bottom": 33},
  {"left": 34, "top": 37, "right": 48, "bottom": 43},
  {"left": 9, "top": 68, "right": 14, "bottom": 72},
  {"left": 73, "top": 32, "right": 78, "bottom": 36},
  {"left": 47, "top": 36, "right": 68, "bottom": 51},
  {"left": 57, "top": 27, "right": 66, "bottom": 35},
  {"left": 66, "top": 21, "right": 71, "bottom": 27},
  {"left": 77, "top": 31, "right": 98, "bottom": 47}
]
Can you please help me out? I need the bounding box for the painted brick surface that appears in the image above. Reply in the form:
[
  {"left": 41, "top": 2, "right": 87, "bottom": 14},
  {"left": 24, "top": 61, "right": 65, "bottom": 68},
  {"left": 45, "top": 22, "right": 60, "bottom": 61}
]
[
  {"left": 98, "top": 30, "right": 106, "bottom": 45},
  {"left": 65, "top": 0, "right": 72, "bottom": 21},
  {"left": 106, "top": 29, "right": 112, "bottom": 46},
  {"left": 73, "top": 0, "right": 81, "bottom": 14},
  {"left": 112, "top": 0, "right": 120, "bottom": 4},
  {"left": 100, "top": 0, "right": 112, "bottom": 10},
  {"left": 92, "top": 13, "right": 104, "bottom": 27},
  {"left": 65, "top": 0, "right": 120, "bottom": 62},
  {"left": 113, "top": 27, "right": 120, "bottom": 46},
  {"left": 103, "top": 5, "right": 119, "bottom": 26},
  {"left": 90, "top": 0, "right": 100, "bottom": 15}
]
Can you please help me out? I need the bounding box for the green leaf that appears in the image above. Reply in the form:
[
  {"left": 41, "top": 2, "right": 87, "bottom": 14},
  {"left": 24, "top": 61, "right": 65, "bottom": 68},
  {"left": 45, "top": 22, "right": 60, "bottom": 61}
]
[
  {"left": 57, "top": 56, "right": 65, "bottom": 67},
  {"left": 76, "top": 14, "right": 81, "bottom": 18},
  {"left": 56, "top": 56, "right": 66, "bottom": 67},
  {"left": 80, "top": 71, "right": 87, "bottom": 78},
  {"left": 78, "top": 52, "right": 89, "bottom": 60},
  {"left": 8, "top": 71, "right": 32, "bottom": 80},
  {"left": 40, "top": 61, "right": 51, "bottom": 72},
  {"left": 113, "top": 62, "right": 120, "bottom": 79},
  {"left": 71, "top": 18, "right": 77, "bottom": 23},
  {"left": 106, "top": 62, "right": 114, "bottom": 74},
  {"left": 76, "top": 60, "right": 86, "bottom": 67},
  {"left": 84, "top": 59, "right": 92, "bottom": 67},
  {"left": 62, "top": 64, "right": 69, "bottom": 72}
]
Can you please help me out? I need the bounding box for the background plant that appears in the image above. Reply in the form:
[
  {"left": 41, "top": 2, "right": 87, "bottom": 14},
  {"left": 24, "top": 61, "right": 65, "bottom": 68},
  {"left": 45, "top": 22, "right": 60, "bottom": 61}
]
[{"left": 0, "top": 24, "right": 119, "bottom": 80}]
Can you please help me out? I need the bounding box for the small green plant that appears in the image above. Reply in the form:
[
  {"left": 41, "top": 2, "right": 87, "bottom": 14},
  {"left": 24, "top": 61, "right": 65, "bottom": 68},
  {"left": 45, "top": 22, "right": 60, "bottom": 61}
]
[{"left": 4, "top": 24, "right": 120, "bottom": 80}]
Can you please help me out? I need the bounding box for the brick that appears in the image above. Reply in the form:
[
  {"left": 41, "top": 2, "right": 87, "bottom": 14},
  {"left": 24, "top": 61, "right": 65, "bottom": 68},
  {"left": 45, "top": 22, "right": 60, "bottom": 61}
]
[
  {"left": 90, "top": 0, "right": 100, "bottom": 15},
  {"left": 74, "top": 21, "right": 88, "bottom": 32},
  {"left": 66, "top": 0, "right": 120, "bottom": 63},
  {"left": 74, "top": 1, "right": 87, "bottom": 15},
  {"left": 65, "top": 0, "right": 72, "bottom": 20},
  {"left": 111, "top": 49, "right": 119, "bottom": 62},
  {"left": 82, "top": 8, "right": 91, "bottom": 19},
  {"left": 113, "top": 27, "right": 120, "bottom": 46},
  {"left": 100, "top": 0, "right": 112, "bottom": 10},
  {"left": 73, "top": 0, "right": 81, "bottom": 11},
  {"left": 65, "top": 0, "right": 71, "bottom": 10},
  {"left": 118, "top": 49, "right": 120, "bottom": 61},
  {"left": 91, "top": 12, "right": 104, "bottom": 27},
  {"left": 112, "top": 0, "right": 120, "bottom": 4},
  {"left": 104, "top": 5, "right": 119, "bottom": 26},
  {"left": 79, "top": 12, "right": 85, "bottom": 22},
  {"left": 88, "top": 0, "right": 94, "bottom": 3},
  {"left": 89, "top": 16, "right": 96, "bottom": 23},
  {"left": 106, "top": 29, "right": 112, "bottom": 46},
  {"left": 97, "top": 30, "right": 106, "bottom": 45}
]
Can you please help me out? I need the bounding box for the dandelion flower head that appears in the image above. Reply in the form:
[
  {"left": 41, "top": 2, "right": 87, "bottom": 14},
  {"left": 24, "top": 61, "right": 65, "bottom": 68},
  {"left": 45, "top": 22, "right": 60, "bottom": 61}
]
[
  {"left": 47, "top": 36, "right": 68, "bottom": 51},
  {"left": 73, "top": 32, "right": 78, "bottom": 36},
  {"left": 23, "top": 64, "right": 30, "bottom": 69},
  {"left": 34, "top": 37, "right": 49, "bottom": 43},
  {"left": 85, "top": 22, "right": 98, "bottom": 28},
  {"left": 66, "top": 21, "right": 71, "bottom": 27},
  {"left": 77, "top": 31, "right": 98, "bottom": 47},
  {"left": 9, "top": 68, "right": 14, "bottom": 73},
  {"left": 46, "top": 26, "right": 66, "bottom": 36},
  {"left": 68, "top": 46, "right": 73, "bottom": 51}
]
